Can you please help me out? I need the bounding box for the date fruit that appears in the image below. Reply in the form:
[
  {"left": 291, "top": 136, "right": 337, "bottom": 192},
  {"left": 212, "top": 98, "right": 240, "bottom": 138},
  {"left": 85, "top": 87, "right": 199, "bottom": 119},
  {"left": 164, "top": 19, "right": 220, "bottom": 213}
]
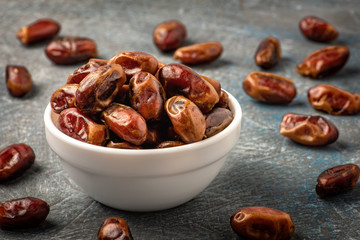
[
  {"left": 156, "top": 141, "right": 184, "bottom": 148},
  {"left": 45, "top": 37, "right": 98, "bottom": 65},
  {"left": 243, "top": 72, "right": 296, "bottom": 104},
  {"left": 102, "top": 103, "right": 148, "bottom": 146},
  {"left": 254, "top": 37, "right": 281, "bottom": 69},
  {"left": 230, "top": 206, "right": 295, "bottom": 240},
  {"left": 200, "top": 75, "right": 221, "bottom": 96},
  {"left": 0, "top": 144, "right": 35, "bottom": 182},
  {"left": 205, "top": 107, "right": 233, "bottom": 138},
  {"left": 316, "top": 164, "right": 360, "bottom": 198},
  {"left": 98, "top": 217, "right": 133, "bottom": 240},
  {"left": 0, "top": 197, "right": 49, "bottom": 229},
  {"left": 165, "top": 96, "right": 205, "bottom": 143},
  {"left": 296, "top": 46, "right": 349, "bottom": 78},
  {"left": 57, "top": 108, "right": 106, "bottom": 145},
  {"left": 50, "top": 84, "right": 78, "bottom": 114},
  {"left": 299, "top": 16, "right": 338, "bottom": 43},
  {"left": 173, "top": 41, "right": 223, "bottom": 64},
  {"left": 67, "top": 58, "right": 108, "bottom": 84},
  {"left": 153, "top": 20, "right": 186, "bottom": 51},
  {"left": 6, "top": 65, "right": 33, "bottom": 97},
  {"left": 16, "top": 18, "right": 60, "bottom": 45},
  {"left": 308, "top": 84, "right": 360, "bottom": 115},
  {"left": 280, "top": 113, "right": 338, "bottom": 146}
]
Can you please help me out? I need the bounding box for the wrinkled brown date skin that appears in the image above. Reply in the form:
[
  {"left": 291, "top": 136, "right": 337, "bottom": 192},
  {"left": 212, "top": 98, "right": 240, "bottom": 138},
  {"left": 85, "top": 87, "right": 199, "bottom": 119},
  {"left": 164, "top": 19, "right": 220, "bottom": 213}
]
[
  {"left": 67, "top": 58, "right": 108, "bottom": 84},
  {"left": 316, "top": 164, "right": 360, "bottom": 198},
  {"left": 165, "top": 96, "right": 205, "bottom": 143},
  {"left": 102, "top": 103, "right": 148, "bottom": 146},
  {"left": 173, "top": 41, "right": 223, "bottom": 64},
  {"left": 255, "top": 37, "right": 281, "bottom": 69},
  {"left": 216, "top": 90, "right": 230, "bottom": 108},
  {"left": 0, "top": 197, "right": 50, "bottom": 229},
  {"left": 45, "top": 37, "right": 98, "bottom": 65},
  {"left": 153, "top": 20, "right": 186, "bottom": 51},
  {"left": 296, "top": 46, "right": 349, "bottom": 78},
  {"left": 308, "top": 84, "right": 360, "bottom": 115},
  {"left": 98, "top": 217, "right": 133, "bottom": 240},
  {"left": 156, "top": 141, "right": 184, "bottom": 148},
  {"left": 6, "top": 65, "right": 33, "bottom": 97},
  {"left": 159, "top": 63, "right": 219, "bottom": 113},
  {"left": 50, "top": 84, "right": 78, "bottom": 114},
  {"left": 108, "top": 51, "right": 158, "bottom": 79},
  {"left": 280, "top": 113, "right": 338, "bottom": 146},
  {"left": 75, "top": 64, "right": 126, "bottom": 115},
  {"left": 230, "top": 206, "right": 295, "bottom": 240},
  {"left": 205, "top": 108, "right": 233, "bottom": 138},
  {"left": 58, "top": 108, "right": 106, "bottom": 145},
  {"left": 16, "top": 18, "right": 60, "bottom": 45},
  {"left": 0, "top": 144, "right": 35, "bottom": 182},
  {"left": 299, "top": 16, "right": 338, "bottom": 43},
  {"left": 243, "top": 72, "right": 296, "bottom": 104},
  {"left": 200, "top": 75, "right": 221, "bottom": 96},
  {"left": 129, "top": 71, "right": 166, "bottom": 121}
]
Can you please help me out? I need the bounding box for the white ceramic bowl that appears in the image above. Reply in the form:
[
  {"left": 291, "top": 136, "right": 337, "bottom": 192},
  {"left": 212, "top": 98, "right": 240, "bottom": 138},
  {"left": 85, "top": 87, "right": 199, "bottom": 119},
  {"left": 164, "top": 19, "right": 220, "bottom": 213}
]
[{"left": 44, "top": 91, "right": 242, "bottom": 212}]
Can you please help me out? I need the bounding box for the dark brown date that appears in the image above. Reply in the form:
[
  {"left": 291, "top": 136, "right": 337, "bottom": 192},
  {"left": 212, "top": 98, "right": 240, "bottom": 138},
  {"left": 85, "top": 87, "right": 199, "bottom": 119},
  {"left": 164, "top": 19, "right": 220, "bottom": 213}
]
[
  {"left": 299, "top": 16, "right": 338, "bottom": 43},
  {"left": 165, "top": 96, "right": 205, "bottom": 143},
  {"left": 230, "top": 206, "right": 295, "bottom": 240},
  {"left": 280, "top": 113, "right": 338, "bottom": 146},
  {"left": 0, "top": 197, "right": 49, "bottom": 229},
  {"left": 129, "top": 71, "right": 166, "bottom": 121},
  {"left": 16, "top": 18, "right": 60, "bottom": 45},
  {"left": 6, "top": 65, "right": 33, "bottom": 97},
  {"left": 296, "top": 46, "right": 349, "bottom": 78},
  {"left": 159, "top": 63, "right": 219, "bottom": 113},
  {"left": 153, "top": 20, "right": 186, "bottom": 51},
  {"left": 57, "top": 108, "right": 106, "bottom": 145},
  {"left": 243, "top": 72, "right": 296, "bottom": 104},
  {"left": 156, "top": 141, "right": 184, "bottom": 148},
  {"left": 173, "top": 41, "right": 223, "bottom": 64},
  {"left": 205, "top": 107, "right": 233, "bottom": 138},
  {"left": 106, "top": 141, "right": 142, "bottom": 150},
  {"left": 308, "top": 84, "right": 360, "bottom": 115},
  {"left": 75, "top": 64, "right": 126, "bottom": 115},
  {"left": 50, "top": 84, "right": 78, "bottom": 114},
  {"left": 0, "top": 144, "right": 35, "bottom": 182},
  {"left": 316, "top": 164, "right": 360, "bottom": 198},
  {"left": 102, "top": 103, "right": 148, "bottom": 146},
  {"left": 66, "top": 58, "right": 108, "bottom": 84},
  {"left": 216, "top": 90, "right": 230, "bottom": 108},
  {"left": 114, "top": 84, "right": 130, "bottom": 105},
  {"left": 98, "top": 217, "right": 133, "bottom": 240},
  {"left": 108, "top": 51, "right": 158, "bottom": 79},
  {"left": 45, "top": 37, "right": 97, "bottom": 65},
  {"left": 254, "top": 37, "right": 281, "bottom": 69}
]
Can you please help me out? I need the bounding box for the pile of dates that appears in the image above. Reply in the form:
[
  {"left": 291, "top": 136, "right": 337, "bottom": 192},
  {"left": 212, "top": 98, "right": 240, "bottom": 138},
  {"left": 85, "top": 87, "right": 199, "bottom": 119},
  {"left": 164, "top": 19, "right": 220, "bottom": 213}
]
[{"left": 50, "top": 51, "right": 233, "bottom": 149}]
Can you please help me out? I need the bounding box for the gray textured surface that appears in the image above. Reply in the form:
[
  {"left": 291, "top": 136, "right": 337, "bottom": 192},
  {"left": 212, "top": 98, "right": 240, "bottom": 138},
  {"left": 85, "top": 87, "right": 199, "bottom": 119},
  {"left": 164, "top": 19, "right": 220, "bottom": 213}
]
[{"left": 1, "top": 0, "right": 360, "bottom": 239}]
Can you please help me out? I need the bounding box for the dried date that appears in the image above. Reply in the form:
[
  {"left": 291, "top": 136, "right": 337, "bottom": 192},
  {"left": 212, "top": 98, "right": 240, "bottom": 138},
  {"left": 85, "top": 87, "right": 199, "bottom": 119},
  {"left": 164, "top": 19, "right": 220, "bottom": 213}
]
[
  {"left": 205, "top": 107, "right": 233, "bottom": 138},
  {"left": 17, "top": 18, "right": 60, "bottom": 45},
  {"left": 6, "top": 65, "right": 33, "bottom": 97},
  {"left": 299, "top": 16, "right": 338, "bottom": 43},
  {"left": 50, "top": 84, "right": 78, "bottom": 114},
  {"left": 173, "top": 41, "right": 223, "bottom": 64},
  {"left": 254, "top": 37, "right": 281, "bottom": 69},
  {"left": 153, "top": 20, "right": 186, "bottom": 51},
  {"left": 98, "top": 217, "right": 133, "bottom": 240},
  {"left": 66, "top": 58, "right": 108, "bottom": 84}
]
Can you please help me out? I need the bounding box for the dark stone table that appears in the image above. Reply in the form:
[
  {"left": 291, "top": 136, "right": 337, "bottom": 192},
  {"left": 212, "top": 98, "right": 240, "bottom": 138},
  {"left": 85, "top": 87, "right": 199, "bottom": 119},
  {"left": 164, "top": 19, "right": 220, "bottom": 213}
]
[{"left": 1, "top": 0, "right": 359, "bottom": 239}]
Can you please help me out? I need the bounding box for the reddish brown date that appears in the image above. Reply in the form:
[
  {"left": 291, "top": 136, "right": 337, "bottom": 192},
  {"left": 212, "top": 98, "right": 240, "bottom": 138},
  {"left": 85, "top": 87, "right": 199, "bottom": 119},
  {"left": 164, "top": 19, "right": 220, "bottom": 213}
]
[
  {"left": 299, "top": 16, "right": 338, "bottom": 43},
  {"left": 45, "top": 37, "right": 97, "bottom": 65},
  {"left": 230, "top": 206, "right": 295, "bottom": 240},
  {"left": 6, "top": 65, "right": 33, "bottom": 97},
  {"left": 159, "top": 63, "right": 219, "bottom": 113},
  {"left": 108, "top": 51, "right": 158, "bottom": 79},
  {"left": 316, "top": 164, "right": 360, "bottom": 198},
  {"left": 153, "top": 20, "right": 186, "bottom": 51},
  {"left": 57, "top": 108, "right": 106, "bottom": 145},
  {"left": 280, "top": 113, "right": 338, "bottom": 146},
  {"left": 0, "top": 197, "right": 49, "bottom": 229},
  {"left": 16, "top": 18, "right": 60, "bottom": 45},
  {"left": 254, "top": 37, "right": 281, "bottom": 69},
  {"left": 50, "top": 84, "right": 78, "bottom": 114},
  {"left": 67, "top": 58, "right": 108, "bottom": 84},
  {"left": 75, "top": 64, "right": 126, "bottom": 115},
  {"left": 129, "top": 71, "right": 166, "bottom": 121},
  {"left": 98, "top": 217, "right": 133, "bottom": 240},
  {"left": 308, "top": 84, "right": 360, "bottom": 115},
  {"left": 165, "top": 96, "right": 206, "bottom": 143},
  {"left": 243, "top": 72, "right": 296, "bottom": 104},
  {"left": 216, "top": 90, "right": 230, "bottom": 108},
  {"left": 102, "top": 103, "right": 148, "bottom": 146},
  {"left": 200, "top": 75, "right": 221, "bottom": 96},
  {"left": 205, "top": 107, "right": 233, "bottom": 138},
  {"left": 296, "top": 46, "right": 349, "bottom": 78},
  {"left": 0, "top": 144, "right": 35, "bottom": 182},
  {"left": 173, "top": 41, "right": 223, "bottom": 64}
]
